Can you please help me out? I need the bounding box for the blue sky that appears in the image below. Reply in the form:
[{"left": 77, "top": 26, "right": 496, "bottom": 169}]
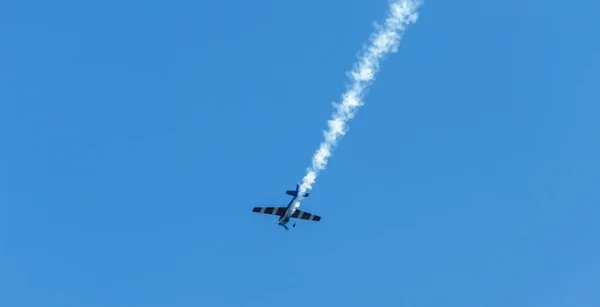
[{"left": 1, "top": 0, "right": 599, "bottom": 306}]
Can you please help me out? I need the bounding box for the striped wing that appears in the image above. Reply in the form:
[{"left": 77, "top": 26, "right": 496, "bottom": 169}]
[
  {"left": 291, "top": 210, "right": 321, "bottom": 222},
  {"left": 252, "top": 207, "right": 287, "bottom": 216}
]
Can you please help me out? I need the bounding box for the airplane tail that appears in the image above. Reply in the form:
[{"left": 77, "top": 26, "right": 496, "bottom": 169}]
[{"left": 286, "top": 182, "right": 309, "bottom": 197}]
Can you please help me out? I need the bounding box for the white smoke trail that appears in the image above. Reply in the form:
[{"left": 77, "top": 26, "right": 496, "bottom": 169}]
[{"left": 294, "top": 0, "right": 422, "bottom": 208}]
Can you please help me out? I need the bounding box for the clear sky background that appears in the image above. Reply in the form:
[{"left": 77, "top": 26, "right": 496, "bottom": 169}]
[{"left": 1, "top": 1, "right": 599, "bottom": 306}]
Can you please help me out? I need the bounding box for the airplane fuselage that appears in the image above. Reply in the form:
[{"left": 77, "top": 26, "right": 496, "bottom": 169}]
[{"left": 277, "top": 196, "right": 298, "bottom": 229}]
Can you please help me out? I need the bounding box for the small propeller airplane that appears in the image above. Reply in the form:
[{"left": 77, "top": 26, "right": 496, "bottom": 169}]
[{"left": 252, "top": 183, "right": 321, "bottom": 230}]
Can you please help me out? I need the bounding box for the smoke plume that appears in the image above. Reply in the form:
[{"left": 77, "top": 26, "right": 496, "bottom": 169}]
[{"left": 295, "top": 0, "right": 422, "bottom": 207}]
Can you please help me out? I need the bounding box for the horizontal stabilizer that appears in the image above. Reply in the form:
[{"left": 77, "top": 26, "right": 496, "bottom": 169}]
[
  {"left": 252, "top": 207, "right": 287, "bottom": 216},
  {"left": 286, "top": 190, "right": 309, "bottom": 197}
]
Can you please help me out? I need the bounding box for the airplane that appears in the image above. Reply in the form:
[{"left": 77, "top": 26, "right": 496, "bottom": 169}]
[{"left": 252, "top": 183, "right": 321, "bottom": 230}]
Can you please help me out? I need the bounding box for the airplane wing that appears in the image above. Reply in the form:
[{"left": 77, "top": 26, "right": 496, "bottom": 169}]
[
  {"left": 291, "top": 210, "right": 321, "bottom": 221},
  {"left": 252, "top": 207, "right": 287, "bottom": 216}
]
